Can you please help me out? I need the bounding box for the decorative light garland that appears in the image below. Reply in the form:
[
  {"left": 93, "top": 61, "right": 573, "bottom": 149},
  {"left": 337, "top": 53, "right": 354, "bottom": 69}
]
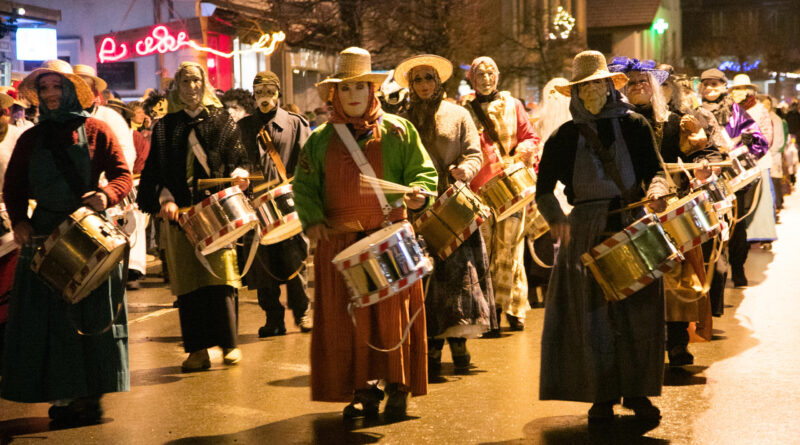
[
  {"left": 98, "top": 25, "right": 286, "bottom": 64},
  {"left": 549, "top": 6, "right": 575, "bottom": 40}
]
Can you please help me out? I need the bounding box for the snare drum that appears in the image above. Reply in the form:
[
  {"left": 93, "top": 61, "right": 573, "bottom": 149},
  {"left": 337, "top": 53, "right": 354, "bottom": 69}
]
[
  {"left": 724, "top": 146, "right": 761, "bottom": 192},
  {"left": 413, "top": 181, "right": 491, "bottom": 260},
  {"left": 332, "top": 222, "right": 433, "bottom": 307},
  {"left": 581, "top": 213, "right": 682, "bottom": 302},
  {"left": 31, "top": 207, "right": 129, "bottom": 304},
  {"left": 657, "top": 191, "right": 721, "bottom": 254},
  {"left": 179, "top": 186, "right": 258, "bottom": 255},
  {"left": 523, "top": 200, "right": 550, "bottom": 240},
  {"left": 479, "top": 162, "right": 537, "bottom": 221},
  {"left": 251, "top": 183, "right": 303, "bottom": 245},
  {"left": 691, "top": 174, "right": 734, "bottom": 214}
]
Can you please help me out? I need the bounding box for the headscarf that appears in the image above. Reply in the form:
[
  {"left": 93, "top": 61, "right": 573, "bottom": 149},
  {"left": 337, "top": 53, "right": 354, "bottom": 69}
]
[
  {"left": 167, "top": 62, "right": 223, "bottom": 114},
  {"left": 406, "top": 67, "right": 445, "bottom": 151},
  {"left": 37, "top": 73, "right": 90, "bottom": 123},
  {"left": 702, "top": 93, "right": 734, "bottom": 127},
  {"left": 329, "top": 83, "right": 383, "bottom": 137},
  {"left": 569, "top": 79, "right": 632, "bottom": 124}
]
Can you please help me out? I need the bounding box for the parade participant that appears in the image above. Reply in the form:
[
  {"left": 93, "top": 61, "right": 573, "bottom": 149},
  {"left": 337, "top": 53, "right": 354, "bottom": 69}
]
[
  {"left": 537, "top": 50, "right": 669, "bottom": 422},
  {"left": 759, "top": 94, "right": 787, "bottom": 213},
  {"left": 237, "top": 71, "right": 312, "bottom": 337},
  {"left": 699, "top": 69, "right": 768, "bottom": 289},
  {"left": 73, "top": 64, "right": 137, "bottom": 171},
  {"left": 610, "top": 58, "right": 719, "bottom": 366},
  {"left": 0, "top": 91, "right": 22, "bottom": 371},
  {"left": 105, "top": 98, "right": 150, "bottom": 290},
  {"left": 129, "top": 101, "right": 151, "bottom": 134},
  {"left": 294, "top": 47, "right": 437, "bottom": 419},
  {"left": 221, "top": 88, "right": 255, "bottom": 123},
  {"left": 395, "top": 54, "right": 495, "bottom": 377},
  {"left": 1, "top": 62, "right": 132, "bottom": 424},
  {"left": 463, "top": 56, "right": 540, "bottom": 332},
  {"left": 728, "top": 75, "right": 778, "bottom": 246},
  {"left": 137, "top": 62, "right": 250, "bottom": 372}
]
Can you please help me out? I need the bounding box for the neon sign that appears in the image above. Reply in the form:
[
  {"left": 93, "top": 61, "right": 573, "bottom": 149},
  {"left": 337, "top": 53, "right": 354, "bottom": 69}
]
[{"left": 98, "top": 25, "right": 286, "bottom": 64}]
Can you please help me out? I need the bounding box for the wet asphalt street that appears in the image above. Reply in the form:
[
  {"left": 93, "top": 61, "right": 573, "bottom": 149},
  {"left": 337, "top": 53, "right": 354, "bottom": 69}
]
[{"left": 2, "top": 191, "right": 800, "bottom": 445}]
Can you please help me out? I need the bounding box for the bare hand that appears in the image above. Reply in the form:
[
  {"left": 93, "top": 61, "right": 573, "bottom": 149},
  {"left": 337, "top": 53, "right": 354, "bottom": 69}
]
[
  {"left": 449, "top": 165, "right": 468, "bottom": 182},
  {"left": 693, "top": 159, "right": 712, "bottom": 181},
  {"left": 13, "top": 221, "right": 33, "bottom": 245},
  {"left": 231, "top": 168, "right": 250, "bottom": 191},
  {"left": 647, "top": 197, "right": 667, "bottom": 213},
  {"left": 680, "top": 114, "right": 700, "bottom": 134},
  {"left": 306, "top": 223, "right": 330, "bottom": 241},
  {"left": 404, "top": 186, "right": 427, "bottom": 210},
  {"left": 551, "top": 223, "right": 571, "bottom": 246},
  {"left": 82, "top": 191, "right": 108, "bottom": 212},
  {"left": 159, "top": 201, "right": 179, "bottom": 222}
]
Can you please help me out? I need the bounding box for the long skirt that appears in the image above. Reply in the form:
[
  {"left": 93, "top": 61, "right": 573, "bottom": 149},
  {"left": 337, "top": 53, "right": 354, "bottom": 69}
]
[
  {"left": 483, "top": 212, "right": 529, "bottom": 319},
  {"left": 426, "top": 230, "right": 496, "bottom": 339},
  {"left": 1, "top": 244, "right": 129, "bottom": 403},
  {"left": 539, "top": 201, "right": 664, "bottom": 403},
  {"left": 746, "top": 169, "right": 778, "bottom": 242},
  {"left": 311, "top": 231, "right": 427, "bottom": 403}
]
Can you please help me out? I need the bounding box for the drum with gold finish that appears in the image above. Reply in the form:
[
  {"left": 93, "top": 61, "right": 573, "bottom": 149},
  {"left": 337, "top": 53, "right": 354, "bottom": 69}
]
[
  {"left": 413, "top": 181, "right": 491, "bottom": 260},
  {"left": 581, "top": 213, "right": 682, "bottom": 302},
  {"left": 478, "top": 162, "right": 537, "bottom": 221},
  {"left": 31, "top": 207, "right": 129, "bottom": 304},
  {"left": 657, "top": 191, "right": 720, "bottom": 254},
  {"left": 522, "top": 200, "right": 550, "bottom": 240},
  {"left": 179, "top": 186, "right": 258, "bottom": 255}
]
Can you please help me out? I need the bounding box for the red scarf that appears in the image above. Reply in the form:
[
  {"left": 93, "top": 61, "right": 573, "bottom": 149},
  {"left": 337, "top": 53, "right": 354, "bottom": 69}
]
[{"left": 329, "top": 83, "right": 383, "bottom": 137}]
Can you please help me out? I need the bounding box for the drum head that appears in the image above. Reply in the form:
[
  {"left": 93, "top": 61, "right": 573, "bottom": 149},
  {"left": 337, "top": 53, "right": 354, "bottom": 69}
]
[
  {"left": 199, "top": 218, "right": 258, "bottom": 255},
  {"left": 260, "top": 218, "right": 303, "bottom": 245}
]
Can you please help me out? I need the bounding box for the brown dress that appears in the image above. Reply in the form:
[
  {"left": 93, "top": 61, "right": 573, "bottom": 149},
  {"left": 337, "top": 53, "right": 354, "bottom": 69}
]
[{"left": 310, "top": 134, "right": 428, "bottom": 403}]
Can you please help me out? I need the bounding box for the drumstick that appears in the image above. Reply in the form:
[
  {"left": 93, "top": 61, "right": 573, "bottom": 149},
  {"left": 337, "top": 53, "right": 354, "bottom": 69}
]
[
  {"left": 359, "top": 174, "right": 437, "bottom": 197},
  {"left": 607, "top": 193, "right": 677, "bottom": 214},
  {"left": 664, "top": 161, "right": 732, "bottom": 171},
  {"left": 197, "top": 175, "right": 265, "bottom": 190}
]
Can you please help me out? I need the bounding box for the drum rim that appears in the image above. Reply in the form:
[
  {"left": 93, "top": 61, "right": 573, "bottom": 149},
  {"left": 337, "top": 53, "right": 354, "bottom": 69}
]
[
  {"left": 259, "top": 217, "right": 302, "bottom": 245},
  {"left": 197, "top": 216, "right": 259, "bottom": 255},
  {"left": 181, "top": 185, "right": 245, "bottom": 221}
]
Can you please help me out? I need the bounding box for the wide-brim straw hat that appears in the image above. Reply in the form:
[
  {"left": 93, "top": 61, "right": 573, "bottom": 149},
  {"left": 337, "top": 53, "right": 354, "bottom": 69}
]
[
  {"left": 730, "top": 73, "right": 758, "bottom": 92},
  {"left": 316, "top": 47, "right": 388, "bottom": 101},
  {"left": 555, "top": 50, "right": 628, "bottom": 97},
  {"left": 393, "top": 54, "right": 453, "bottom": 89},
  {"left": 0, "top": 92, "right": 13, "bottom": 109},
  {"left": 18, "top": 59, "right": 96, "bottom": 109},
  {"left": 73, "top": 64, "right": 108, "bottom": 92}
]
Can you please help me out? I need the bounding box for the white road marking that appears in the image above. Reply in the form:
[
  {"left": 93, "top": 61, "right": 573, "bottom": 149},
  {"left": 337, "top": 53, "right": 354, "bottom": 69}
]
[{"left": 129, "top": 308, "right": 176, "bottom": 324}]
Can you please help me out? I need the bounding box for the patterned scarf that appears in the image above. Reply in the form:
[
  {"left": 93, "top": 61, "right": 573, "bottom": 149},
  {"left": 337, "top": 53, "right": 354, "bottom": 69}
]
[
  {"left": 701, "top": 93, "right": 734, "bottom": 127},
  {"left": 406, "top": 72, "right": 445, "bottom": 151}
]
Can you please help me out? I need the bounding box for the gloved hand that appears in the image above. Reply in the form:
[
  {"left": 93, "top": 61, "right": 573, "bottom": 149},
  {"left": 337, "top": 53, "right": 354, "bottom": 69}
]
[{"left": 741, "top": 132, "right": 754, "bottom": 148}]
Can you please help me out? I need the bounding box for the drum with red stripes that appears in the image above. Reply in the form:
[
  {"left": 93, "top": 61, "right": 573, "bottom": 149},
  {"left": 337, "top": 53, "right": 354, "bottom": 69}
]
[
  {"left": 657, "top": 190, "right": 721, "bottom": 254},
  {"left": 413, "top": 181, "right": 490, "bottom": 260},
  {"left": 31, "top": 207, "right": 128, "bottom": 304},
  {"left": 478, "top": 162, "right": 537, "bottom": 222},
  {"left": 251, "top": 183, "right": 303, "bottom": 245},
  {"left": 581, "top": 213, "right": 682, "bottom": 302},
  {"left": 179, "top": 186, "right": 258, "bottom": 255},
  {"left": 332, "top": 222, "right": 433, "bottom": 308}
]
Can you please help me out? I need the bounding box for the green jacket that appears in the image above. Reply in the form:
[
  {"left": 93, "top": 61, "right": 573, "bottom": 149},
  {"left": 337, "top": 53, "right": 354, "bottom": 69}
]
[{"left": 293, "top": 113, "right": 438, "bottom": 229}]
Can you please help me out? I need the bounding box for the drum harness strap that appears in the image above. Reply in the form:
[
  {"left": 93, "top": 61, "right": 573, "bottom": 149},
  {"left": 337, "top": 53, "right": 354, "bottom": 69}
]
[
  {"left": 334, "top": 123, "right": 426, "bottom": 353},
  {"left": 40, "top": 125, "right": 129, "bottom": 335}
]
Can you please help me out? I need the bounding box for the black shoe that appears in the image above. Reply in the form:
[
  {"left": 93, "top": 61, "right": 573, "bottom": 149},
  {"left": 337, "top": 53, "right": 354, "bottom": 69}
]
[
  {"left": 732, "top": 274, "right": 748, "bottom": 288},
  {"left": 126, "top": 279, "right": 141, "bottom": 291},
  {"left": 481, "top": 328, "right": 501, "bottom": 338},
  {"left": 507, "top": 314, "right": 525, "bottom": 331},
  {"left": 258, "top": 324, "right": 287, "bottom": 338},
  {"left": 448, "top": 338, "right": 471, "bottom": 372},
  {"left": 622, "top": 397, "right": 661, "bottom": 420},
  {"left": 588, "top": 402, "right": 614, "bottom": 423},
  {"left": 384, "top": 383, "right": 408, "bottom": 421},
  {"left": 343, "top": 387, "right": 383, "bottom": 419},
  {"left": 668, "top": 346, "right": 694, "bottom": 367}
]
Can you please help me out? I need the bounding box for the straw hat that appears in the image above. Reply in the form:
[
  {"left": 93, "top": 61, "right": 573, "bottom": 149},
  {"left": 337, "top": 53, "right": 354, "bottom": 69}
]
[
  {"left": 105, "top": 97, "right": 133, "bottom": 119},
  {"left": 730, "top": 73, "right": 758, "bottom": 92},
  {"left": 392, "top": 54, "right": 453, "bottom": 89},
  {"left": 18, "top": 59, "right": 96, "bottom": 109},
  {"left": 0, "top": 92, "right": 13, "bottom": 109},
  {"left": 73, "top": 64, "right": 108, "bottom": 92},
  {"left": 555, "top": 50, "right": 628, "bottom": 97},
  {"left": 316, "top": 47, "right": 388, "bottom": 101}
]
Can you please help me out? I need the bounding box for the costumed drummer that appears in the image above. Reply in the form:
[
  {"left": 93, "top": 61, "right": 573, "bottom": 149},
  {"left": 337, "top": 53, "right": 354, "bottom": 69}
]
[
  {"left": 698, "top": 69, "right": 767, "bottom": 295},
  {"left": 462, "top": 56, "right": 540, "bottom": 333},
  {"left": 396, "top": 54, "right": 496, "bottom": 379},
  {"left": 237, "top": 71, "right": 312, "bottom": 337},
  {"left": 293, "top": 47, "right": 437, "bottom": 420},
  {"left": 137, "top": 62, "right": 250, "bottom": 372},
  {"left": 609, "top": 58, "right": 721, "bottom": 367},
  {"left": 1, "top": 59, "right": 132, "bottom": 425},
  {"left": 536, "top": 51, "right": 669, "bottom": 422}
]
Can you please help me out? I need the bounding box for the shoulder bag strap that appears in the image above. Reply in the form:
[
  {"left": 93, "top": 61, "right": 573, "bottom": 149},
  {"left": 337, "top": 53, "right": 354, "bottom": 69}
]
[
  {"left": 469, "top": 99, "right": 508, "bottom": 156},
  {"left": 576, "top": 122, "right": 637, "bottom": 204},
  {"left": 333, "top": 123, "right": 392, "bottom": 217}
]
